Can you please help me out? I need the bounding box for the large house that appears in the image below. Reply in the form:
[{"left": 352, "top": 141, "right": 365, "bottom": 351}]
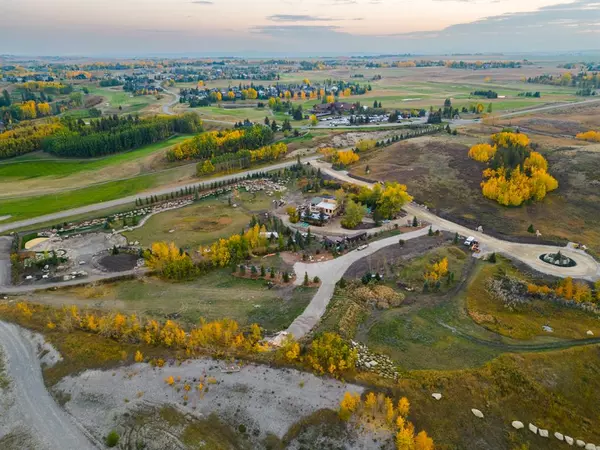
[
  {"left": 312, "top": 102, "right": 355, "bottom": 116},
  {"left": 309, "top": 197, "right": 339, "bottom": 216}
]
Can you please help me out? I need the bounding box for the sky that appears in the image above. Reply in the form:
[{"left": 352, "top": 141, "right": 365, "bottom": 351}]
[{"left": 1, "top": 0, "right": 599, "bottom": 56}]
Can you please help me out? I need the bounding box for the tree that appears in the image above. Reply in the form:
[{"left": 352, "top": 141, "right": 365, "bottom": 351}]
[
  {"left": 105, "top": 431, "right": 120, "bottom": 448},
  {"left": 377, "top": 182, "right": 413, "bottom": 219},
  {"left": 198, "top": 159, "right": 215, "bottom": 175},
  {"left": 412, "top": 216, "right": 418, "bottom": 227},
  {"left": 286, "top": 206, "right": 300, "bottom": 223},
  {"left": 310, "top": 114, "right": 318, "bottom": 126},
  {"left": 488, "top": 252, "right": 497, "bottom": 263},
  {"left": 307, "top": 332, "right": 357, "bottom": 377},
  {"left": 341, "top": 199, "right": 366, "bottom": 229},
  {"left": 415, "top": 431, "right": 434, "bottom": 450},
  {"left": 304, "top": 272, "right": 310, "bottom": 286},
  {"left": 134, "top": 350, "right": 144, "bottom": 362},
  {"left": 527, "top": 224, "right": 535, "bottom": 233}
]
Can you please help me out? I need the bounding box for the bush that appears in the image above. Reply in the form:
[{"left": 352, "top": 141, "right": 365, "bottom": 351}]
[
  {"left": 106, "top": 431, "right": 120, "bottom": 447},
  {"left": 398, "top": 239, "right": 405, "bottom": 246},
  {"left": 313, "top": 276, "right": 321, "bottom": 283},
  {"left": 489, "top": 252, "right": 497, "bottom": 263}
]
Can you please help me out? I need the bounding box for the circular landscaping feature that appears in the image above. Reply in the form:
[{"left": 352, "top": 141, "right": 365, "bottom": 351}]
[
  {"left": 539, "top": 252, "right": 577, "bottom": 268},
  {"left": 98, "top": 253, "right": 139, "bottom": 272}
]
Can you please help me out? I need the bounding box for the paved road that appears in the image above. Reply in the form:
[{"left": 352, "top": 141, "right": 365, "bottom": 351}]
[
  {"left": 0, "top": 156, "right": 318, "bottom": 235},
  {"left": 161, "top": 88, "right": 180, "bottom": 115},
  {"left": 0, "top": 236, "right": 11, "bottom": 287},
  {"left": 0, "top": 321, "right": 97, "bottom": 449},
  {"left": 286, "top": 162, "right": 600, "bottom": 339},
  {"left": 287, "top": 227, "right": 430, "bottom": 338},
  {"left": 313, "top": 161, "right": 599, "bottom": 281}
]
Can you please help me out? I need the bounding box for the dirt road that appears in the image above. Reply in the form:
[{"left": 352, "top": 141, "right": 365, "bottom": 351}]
[{"left": 0, "top": 321, "right": 97, "bottom": 449}]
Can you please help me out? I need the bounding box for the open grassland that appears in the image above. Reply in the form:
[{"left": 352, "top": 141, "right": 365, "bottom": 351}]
[
  {"left": 0, "top": 135, "right": 191, "bottom": 198},
  {"left": 376, "top": 344, "right": 600, "bottom": 450},
  {"left": 350, "top": 133, "right": 600, "bottom": 254},
  {"left": 466, "top": 259, "right": 600, "bottom": 340},
  {"left": 29, "top": 271, "right": 316, "bottom": 332}
]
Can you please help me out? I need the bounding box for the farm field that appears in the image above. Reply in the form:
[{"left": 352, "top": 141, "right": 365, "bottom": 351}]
[{"left": 350, "top": 133, "right": 600, "bottom": 254}]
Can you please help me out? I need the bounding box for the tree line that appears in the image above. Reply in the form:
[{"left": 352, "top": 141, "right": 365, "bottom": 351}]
[
  {"left": 44, "top": 113, "right": 201, "bottom": 157},
  {"left": 166, "top": 124, "right": 273, "bottom": 161}
]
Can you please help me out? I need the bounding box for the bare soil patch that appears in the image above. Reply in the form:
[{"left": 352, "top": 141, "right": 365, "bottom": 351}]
[{"left": 97, "top": 253, "right": 138, "bottom": 272}]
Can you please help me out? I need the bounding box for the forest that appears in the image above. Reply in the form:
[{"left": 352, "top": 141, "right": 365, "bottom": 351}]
[{"left": 43, "top": 113, "right": 201, "bottom": 157}]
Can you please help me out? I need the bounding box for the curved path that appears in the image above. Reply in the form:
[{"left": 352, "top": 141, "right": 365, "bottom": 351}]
[
  {"left": 286, "top": 162, "right": 599, "bottom": 339},
  {"left": 0, "top": 321, "right": 97, "bottom": 449}
]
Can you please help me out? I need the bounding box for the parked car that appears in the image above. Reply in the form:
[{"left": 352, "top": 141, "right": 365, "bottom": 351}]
[{"left": 357, "top": 244, "right": 369, "bottom": 251}]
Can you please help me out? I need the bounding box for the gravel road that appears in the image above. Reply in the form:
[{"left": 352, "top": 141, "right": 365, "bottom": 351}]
[
  {"left": 0, "top": 156, "right": 319, "bottom": 235},
  {"left": 0, "top": 321, "right": 97, "bottom": 450}
]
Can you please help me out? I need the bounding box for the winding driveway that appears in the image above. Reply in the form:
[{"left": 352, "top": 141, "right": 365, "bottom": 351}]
[
  {"left": 285, "top": 161, "right": 600, "bottom": 339},
  {"left": 0, "top": 321, "right": 97, "bottom": 449}
]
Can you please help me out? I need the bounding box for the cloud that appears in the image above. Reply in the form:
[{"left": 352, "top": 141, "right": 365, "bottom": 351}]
[
  {"left": 268, "top": 14, "right": 333, "bottom": 22},
  {"left": 191, "top": 1, "right": 213, "bottom": 4}
]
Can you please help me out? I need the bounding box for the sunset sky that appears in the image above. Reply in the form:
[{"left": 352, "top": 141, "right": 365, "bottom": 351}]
[{"left": 1, "top": 0, "right": 599, "bottom": 55}]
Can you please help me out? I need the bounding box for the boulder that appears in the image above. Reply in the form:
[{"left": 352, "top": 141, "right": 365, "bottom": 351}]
[
  {"left": 585, "top": 444, "right": 596, "bottom": 450},
  {"left": 511, "top": 421, "right": 524, "bottom": 430},
  {"left": 555, "top": 432, "right": 564, "bottom": 441},
  {"left": 432, "top": 393, "right": 442, "bottom": 401},
  {"left": 529, "top": 423, "right": 538, "bottom": 434},
  {"left": 539, "top": 429, "right": 549, "bottom": 438},
  {"left": 587, "top": 330, "right": 594, "bottom": 336},
  {"left": 577, "top": 440, "right": 586, "bottom": 448},
  {"left": 471, "top": 409, "right": 484, "bottom": 419},
  {"left": 565, "top": 436, "right": 574, "bottom": 445}
]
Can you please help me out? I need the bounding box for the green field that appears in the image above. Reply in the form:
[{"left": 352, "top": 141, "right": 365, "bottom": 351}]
[
  {"left": 123, "top": 197, "right": 254, "bottom": 249},
  {"left": 0, "top": 135, "right": 191, "bottom": 180},
  {"left": 0, "top": 175, "right": 156, "bottom": 222},
  {"left": 88, "top": 85, "right": 161, "bottom": 114}
]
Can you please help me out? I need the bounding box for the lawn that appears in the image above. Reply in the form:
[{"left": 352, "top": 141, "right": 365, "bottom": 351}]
[
  {"left": 40, "top": 270, "right": 316, "bottom": 332},
  {"left": 123, "top": 197, "right": 253, "bottom": 249},
  {"left": 0, "top": 135, "right": 191, "bottom": 180},
  {"left": 0, "top": 175, "right": 156, "bottom": 222},
  {"left": 87, "top": 85, "right": 160, "bottom": 115}
]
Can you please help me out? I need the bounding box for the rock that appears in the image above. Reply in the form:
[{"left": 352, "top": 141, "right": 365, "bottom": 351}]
[
  {"left": 539, "top": 429, "right": 549, "bottom": 438},
  {"left": 529, "top": 423, "right": 538, "bottom": 434},
  {"left": 471, "top": 409, "right": 484, "bottom": 419},
  {"left": 587, "top": 330, "right": 594, "bottom": 336},
  {"left": 512, "top": 421, "right": 524, "bottom": 430},
  {"left": 432, "top": 393, "right": 442, "bottom": 401},
  {"left": 577, "top": 440, "right": 586, "bottom": 448},
  {"left": 555, "top": 432, "right": 564, "bottom": 441},
  {"left": 565, "top": 436, "right": 574, "bottom": 445},
  {"left": 369, "top": 360, "right": 378, "bottom": 367},
  {"left": 585, "top": 444, "right": 596, "bottom": 450}
]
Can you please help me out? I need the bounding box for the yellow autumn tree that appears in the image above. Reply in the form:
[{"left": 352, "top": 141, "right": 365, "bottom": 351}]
[
  {"left": 576, "top": 130, "right": 600, "bottom": 142},
  {"left": 145, "top": 242, "right": 196, "bottom": 280},
  {"left": 468, "top": 143, "right": 497, "bottom": 162}
]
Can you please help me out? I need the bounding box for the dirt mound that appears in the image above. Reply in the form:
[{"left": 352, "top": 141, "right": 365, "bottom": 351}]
[{"left": 98, "top": 253, "right": 138, "bottom": 272}]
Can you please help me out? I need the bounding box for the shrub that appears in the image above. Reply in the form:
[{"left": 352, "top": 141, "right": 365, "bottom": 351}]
[
  {"left": 313, "top": 276, "right": 321, "bottom": 283},
  {"left": 105, "top": 431, "right": 120, "bottom": 447}
]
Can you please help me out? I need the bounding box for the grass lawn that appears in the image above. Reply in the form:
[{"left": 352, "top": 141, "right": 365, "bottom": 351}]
[
  {"left": 466, "top": 259, "right": 600, "bottom": 340},
  {"left": 88, "top": 85, "right": 159, "bottom": 114},
  {"left": 0, "top": 135, "right": 191, "bottom": 180},
  {"left": 0, "top": 175, "right": 157, "bottom": 222},
  {"left": 123, "top": 197, "right": 252, "bottom": 249}
]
